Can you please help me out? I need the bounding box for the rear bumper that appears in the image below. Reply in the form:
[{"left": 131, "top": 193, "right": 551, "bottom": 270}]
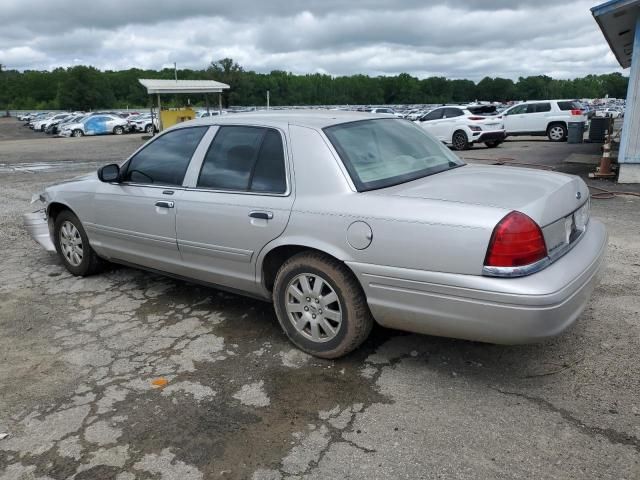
[
  {"left": 23, "top": 211, "right": 56, "bottom": 252},
  {"left": 473, "top": 130, "right": 506, "bottom": 143},
  {"left": 347, "top": 220, "right": 607, "bottom": 344}
]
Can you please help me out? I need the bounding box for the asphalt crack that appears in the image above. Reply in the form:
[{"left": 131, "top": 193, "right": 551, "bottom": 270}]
[{"left": 491, "top": 387, "right": 640, "bottom": 452}]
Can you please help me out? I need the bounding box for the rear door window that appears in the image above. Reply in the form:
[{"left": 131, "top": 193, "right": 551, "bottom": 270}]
[
  {"left": 197, "top": 126, "right": 287, "bottom": 193},
  {"left": 527, "top": 103, "right": 551, "bottom": 113},
  {"left": 421, "top": 109, "right": 444, "bottom": 121},
  {"left": 443, "top": 108, "right": 464, "bottom": 118}
]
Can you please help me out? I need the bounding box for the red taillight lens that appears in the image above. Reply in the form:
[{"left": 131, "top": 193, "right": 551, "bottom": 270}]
[
  {"left": 484, "top": 212, "right": 547, "bottom": 267},
  {"left": 570, "top": 109, "right": 583, "bottom": 115}
]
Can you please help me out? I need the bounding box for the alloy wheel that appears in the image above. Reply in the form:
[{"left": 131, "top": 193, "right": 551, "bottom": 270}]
[
  {"left": 59, "top": 220, "right": 83, "bottom": 267},
  {"left": 549, "top": 126, "right": 565, "bottom": 140},
  {"left": 285, "top": 273, "right": 342, "bottom": 343}
]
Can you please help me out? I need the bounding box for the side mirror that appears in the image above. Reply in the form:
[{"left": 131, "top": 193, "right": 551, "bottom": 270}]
[{"left": 98, "top": 164, "right": 120, "bottom": 183}]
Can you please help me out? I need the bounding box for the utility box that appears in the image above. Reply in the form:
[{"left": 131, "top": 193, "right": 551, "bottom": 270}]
[
  {"left": 160, "top": 108, "right": 196, "bottom": 129},
  {"left": 567, "top": 121, "right": 585, "bottom": 144}
]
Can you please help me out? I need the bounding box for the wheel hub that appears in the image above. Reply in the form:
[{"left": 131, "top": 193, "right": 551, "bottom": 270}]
[{"left": 285, "top": 273, "right": 342, "bottom": 343}]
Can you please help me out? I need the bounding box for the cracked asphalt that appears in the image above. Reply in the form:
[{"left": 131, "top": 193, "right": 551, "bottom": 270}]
[{"left": 0, "top": 117, "right": 639, "bottom": 479}]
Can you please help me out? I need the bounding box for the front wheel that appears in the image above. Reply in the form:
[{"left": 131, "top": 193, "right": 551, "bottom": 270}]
[
  {"left": 144, "top": 124, "right": 153, "bottom": 133},
  {"left": 273, "top": 252, "right": 373, "bottom": 359},
  {"left": 451, "top": 130, "right": 469, "bottom": 151},
  {"left": 54, "top": 210, "right": 103, "bottom": 276},
  {"left": 547, "top": 124, "right": 567, "bottom": 142}
]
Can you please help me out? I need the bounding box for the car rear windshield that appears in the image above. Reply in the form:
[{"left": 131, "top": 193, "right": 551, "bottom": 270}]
[
  {"left": 467, "top": 105, "right": 498, "bottom": 115},
  {"left": 558, "top": 101, "right": 581, "bottom": 111},
  {"left": 324, "top": 118, "right": 464, "bottom": 191}
]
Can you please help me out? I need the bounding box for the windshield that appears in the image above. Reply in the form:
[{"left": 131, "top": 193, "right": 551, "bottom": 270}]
[{"left": 324, "top": 118, "right": 464, "bottom": 191}]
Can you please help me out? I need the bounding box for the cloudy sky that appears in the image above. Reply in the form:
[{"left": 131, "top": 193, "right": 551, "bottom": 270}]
[{"left": 0, "top": 0, "right": 623, "bottom": 80}]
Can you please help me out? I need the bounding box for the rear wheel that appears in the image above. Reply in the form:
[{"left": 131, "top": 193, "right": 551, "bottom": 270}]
[
  {"left": 113, "top": 126, "right": 124, "bottom": 135},
  {"left": 547, "top": 123, "right": 567, "bottom": 142},
  {"left": 54, "top": 210, "right": 103, "bottom": 276},
  {"left": 273, "top": 252, "right": 373, "bottom": 359},
  {"left": 72, "top": 129, "right": 83, "bottom": 137},
  {"left": 484, "top": 140, "right": 502, "bottom": 148},
  {"left": 451, "top": 130, "right": 469, "bottom": 151}
]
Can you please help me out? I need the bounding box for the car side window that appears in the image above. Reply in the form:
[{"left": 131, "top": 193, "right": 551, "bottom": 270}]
[
  {"left": 421, "top": 109, "right": 444, "bottom": 121},
  {"left": 510, "top": 105, "right": 528, "bottom": 115},
  {"left": 443, "top": 108, "right": 463, "bottom": 118},
  {"left": 197, "top": 126, "right": 287, "bottom": 193},
  {"left": 535, "top": 103, "right": 551, "bottom": 113},
  {"left": 122, "top": 127, "right": 208, "bottom": 186},
  {"left": 250, "top": 129, "right": 287, "bottom": 193}
]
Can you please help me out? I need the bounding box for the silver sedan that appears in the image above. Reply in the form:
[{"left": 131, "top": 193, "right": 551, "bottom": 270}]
[{"left": 24, "top": 112, "right": 607, "bottom": 358}]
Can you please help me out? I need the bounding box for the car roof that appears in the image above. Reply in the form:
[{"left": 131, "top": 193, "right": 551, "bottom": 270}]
[{"left": 174, "top": 110, "right": 393, "bottom": 130}]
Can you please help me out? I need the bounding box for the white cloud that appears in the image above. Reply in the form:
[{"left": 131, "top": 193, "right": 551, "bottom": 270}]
[{"left": 0, "top": 0, "right": 624, "bottom": 79}]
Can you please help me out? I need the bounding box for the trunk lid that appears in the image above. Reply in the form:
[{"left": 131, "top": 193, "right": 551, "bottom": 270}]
[{"left": 374, "top": 164, "right": 588, "bottom": 227}]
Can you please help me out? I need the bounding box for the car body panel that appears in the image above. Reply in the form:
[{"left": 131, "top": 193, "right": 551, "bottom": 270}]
[{"left": 26, "top": 111, "right": 607, "bottom": 345}]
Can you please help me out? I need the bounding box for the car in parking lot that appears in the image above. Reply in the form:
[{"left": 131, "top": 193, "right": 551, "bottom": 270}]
[
  {"left": 501, "top": 100, "right": 587, "bottom": 141},
  {"left": 25, "top": 112, "right": 606, "bottom": 358},
  {"left": 58, "top": 113, "right": 129, "bottom": 137},
  {"left": 129, "top": 113, "right": 158, "bottom": 133},
  {"left": 415, "top": 105, "right": 506, "bottom": 150}
]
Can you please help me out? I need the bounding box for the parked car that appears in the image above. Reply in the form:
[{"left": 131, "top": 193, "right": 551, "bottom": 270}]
[
  {"left": 35, "top": 113, "right": 71, "bottom": 132},
  {"left": 48, "top": 114, "right": 87, "bottom": 135},
  {"left": 368, "top": 107, "right": 400, "bottom": 116},
  {"left": 415, "top": 105, "right": 506, "bottom": 150},
  {"left": 24, "top": 112, "right": 606, "bottom": 358},
  {"left": 58, "top": 114, "right": 128, "bottom": 137},
  {"left": 30, "top": 113, "right": 58, "bottom": 130},
  {"left": 594, "top": 108, "right": 623, "bottom": 119},
  {"left": 129, "top": 113, "right": 158, "bottom": 133},
  {"left": 26, "top": 112, "right": 50, "bottom": 127},
  {"left": 501, "top": 100, "right": 587, "bottom": 141}
]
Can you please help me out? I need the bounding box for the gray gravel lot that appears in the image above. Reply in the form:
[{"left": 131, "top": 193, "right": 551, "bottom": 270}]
[{"left": 0, "top": 117, "right": 639, "bottom": 479}]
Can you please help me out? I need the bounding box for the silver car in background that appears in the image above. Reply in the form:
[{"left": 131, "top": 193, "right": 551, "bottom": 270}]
[{"left": 25, "top": 112, "right": 607, "bottom": 358}]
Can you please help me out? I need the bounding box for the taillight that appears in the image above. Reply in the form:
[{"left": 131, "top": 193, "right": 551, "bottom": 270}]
[
  {"left": 484, "top": 212, "right": 547, "bottom": 268},
  {"left": 570, "top": 109, "right": 583, "bottom": 115},
  {"left": 468, "top": 116, "right": 485, "bottom": 120}
]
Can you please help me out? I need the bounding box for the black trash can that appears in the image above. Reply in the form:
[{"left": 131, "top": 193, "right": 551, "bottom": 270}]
[
  {"left": 589, "top": 117, "right": 612, "bottom": 143},
  {"left": 567, "top": 121, "right": 584, "bottom": 144}
]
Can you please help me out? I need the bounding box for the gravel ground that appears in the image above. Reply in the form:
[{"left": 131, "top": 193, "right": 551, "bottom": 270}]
[{"left": 0, "top": 117, "right": 639, "bottom": 480}]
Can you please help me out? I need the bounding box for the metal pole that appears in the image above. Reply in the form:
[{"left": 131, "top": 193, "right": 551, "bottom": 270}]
[
  {"left": 218, "top": 92, "right": 222, "bottom": 113},
  {"left": 150, "top": 100, "right": 154, "bottom": 137},
  {"left": 205, "top": 94, "right": 210, "bottom": 115},
  {"left": 174, "top": 62, "right": 177, "bottom": 82},
  {"left": 267, "top": 90, "right": 270, "bottom": 110},
  {"left": 157, "top": 94, "right": 163, "bottom": 132}
]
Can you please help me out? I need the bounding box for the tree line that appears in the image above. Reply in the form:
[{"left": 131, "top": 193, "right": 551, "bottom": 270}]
[{"left": 0, "top": 58, "right": 629, "bottom": 111}]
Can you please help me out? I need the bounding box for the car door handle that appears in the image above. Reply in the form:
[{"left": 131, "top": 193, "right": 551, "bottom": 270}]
[
  {"left": 155, "top": 201, "right": 174, "bottom": 208},
  {"left": 249, "top": 211, "right": 273, "bottom": 220}
]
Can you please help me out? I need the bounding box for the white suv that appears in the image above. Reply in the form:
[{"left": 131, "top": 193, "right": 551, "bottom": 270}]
[
  {"left": 502, "top": 100, "right": 587, "bottom": 142},
  {"left": 414, "top": 105, "right": 506, "bottom": 150}
]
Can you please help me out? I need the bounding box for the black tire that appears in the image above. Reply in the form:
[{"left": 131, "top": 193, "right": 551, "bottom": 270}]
[
  {"left": 273, "top": 251, "right": 373, "bottom": 359},
  {"left": 451, "top": 130, "right": 469, "bottom": 151},
  {"left": 54, "top": 210, "right": 103, "bottom": 276},
  {"left": 113, "top": 126, "right": 124, "bottom": 135},
  {"left": 547, "top": 123, "right": 567, "bottom": 142},
  {"left": 144, "top": 124, "right": 153, "bottom": 133},
  {"left": 484, "top": 140, "right": 502, "bottom": 148},
  {"left": 72, "top": 129, "right": 83, "bottom": 137}
]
